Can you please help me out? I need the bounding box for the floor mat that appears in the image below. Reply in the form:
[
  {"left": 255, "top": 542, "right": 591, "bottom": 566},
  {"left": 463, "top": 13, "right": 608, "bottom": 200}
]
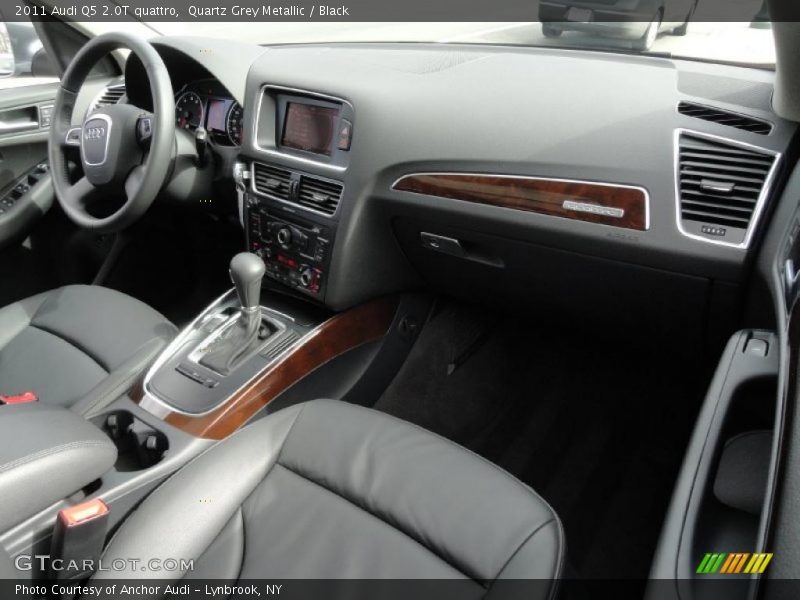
[{"left": 374, "top": 300, "right": 707, "bottom": 580}]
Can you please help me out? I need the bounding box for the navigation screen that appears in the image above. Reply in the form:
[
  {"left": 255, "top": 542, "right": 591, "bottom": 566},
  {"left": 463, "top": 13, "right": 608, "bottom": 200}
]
[{"left": 281, "top": 102, "right": 339, "bottom": 155}]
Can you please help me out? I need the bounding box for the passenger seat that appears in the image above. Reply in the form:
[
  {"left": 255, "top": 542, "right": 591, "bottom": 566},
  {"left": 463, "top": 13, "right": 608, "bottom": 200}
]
[{"left": 95, "top": 399, "right": 564, "bottom": 593}]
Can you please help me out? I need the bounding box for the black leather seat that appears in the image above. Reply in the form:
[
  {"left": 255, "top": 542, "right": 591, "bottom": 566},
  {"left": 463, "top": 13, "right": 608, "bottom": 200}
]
[
  {"left": 0, "top": 285, "right": 176, "bottom": 415},
  {"left": 95, "top": 400, "right": 564, "bottom": 594}
]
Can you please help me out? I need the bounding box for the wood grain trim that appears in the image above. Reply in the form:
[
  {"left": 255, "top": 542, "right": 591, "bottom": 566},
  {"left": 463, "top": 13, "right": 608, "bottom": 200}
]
[
  {"left": 134, "top": 296, "right": 399, "bottom": 440},
  {"left": 393, "top": 173, "right": 649, "bottom": 231}
]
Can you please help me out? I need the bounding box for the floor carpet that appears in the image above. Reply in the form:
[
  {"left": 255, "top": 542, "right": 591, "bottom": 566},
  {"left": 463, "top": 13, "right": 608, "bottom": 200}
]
[{"left": 374, "top": 300, "right": 708, "bottom": 580}]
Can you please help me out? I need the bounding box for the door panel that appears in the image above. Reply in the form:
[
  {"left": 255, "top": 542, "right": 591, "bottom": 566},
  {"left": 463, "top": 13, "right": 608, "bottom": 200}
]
[{"left": 0, "top": 81, "right": 57, "bottom": 249}]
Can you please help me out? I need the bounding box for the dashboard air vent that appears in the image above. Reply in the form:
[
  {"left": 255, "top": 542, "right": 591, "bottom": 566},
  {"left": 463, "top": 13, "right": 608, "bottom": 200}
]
[
  {"left": 253, "top": 163, "right": 292, "bottom": 201},
  {"left": 91, "top": 83, "right": 126, "bottom": 111},
  {"left": 297, "top": 175, "right": 343, "bottom": 215},
  {"left": 678, "top": 102, "right": 772, "bottom": 135},
  {"left": 677, "top": 132, "right": 777, "bottom": 245}
]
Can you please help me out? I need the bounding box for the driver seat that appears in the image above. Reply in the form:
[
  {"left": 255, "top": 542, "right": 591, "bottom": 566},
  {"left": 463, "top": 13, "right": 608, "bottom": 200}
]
[{"left": 0, "top": 285, "right": 176, "bottom": 416}]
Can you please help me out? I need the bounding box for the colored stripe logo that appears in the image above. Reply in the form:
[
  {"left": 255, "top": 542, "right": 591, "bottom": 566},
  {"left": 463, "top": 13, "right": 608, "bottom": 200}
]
[{"left": 696, "top": 553, "right": 773, "bottom": 574}]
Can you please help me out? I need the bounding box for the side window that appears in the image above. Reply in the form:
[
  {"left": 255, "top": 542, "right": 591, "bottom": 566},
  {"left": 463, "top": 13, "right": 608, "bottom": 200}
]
[{"left": 0, "top": 18, "right": 57, "bottom": 89}]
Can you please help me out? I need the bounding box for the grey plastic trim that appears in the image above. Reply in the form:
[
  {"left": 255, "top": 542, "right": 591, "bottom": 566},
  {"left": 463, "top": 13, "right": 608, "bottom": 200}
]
[{"left": 673, "top": 128, "right": 782, "bottom": 250}]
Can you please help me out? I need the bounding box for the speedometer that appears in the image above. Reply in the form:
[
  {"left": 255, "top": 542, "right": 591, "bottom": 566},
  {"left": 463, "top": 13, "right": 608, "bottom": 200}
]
[
  {"left": 175, "top": 91, "right": 204, "bottom": 129},
  {"left": 226, "top": 102, "right": 244, "bottom": 145}
]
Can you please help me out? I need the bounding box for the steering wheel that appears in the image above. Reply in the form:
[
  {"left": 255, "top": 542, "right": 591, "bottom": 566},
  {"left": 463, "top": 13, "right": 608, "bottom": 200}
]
[{"left": 49, "top": 32, "right": 175, "bottom": 232}]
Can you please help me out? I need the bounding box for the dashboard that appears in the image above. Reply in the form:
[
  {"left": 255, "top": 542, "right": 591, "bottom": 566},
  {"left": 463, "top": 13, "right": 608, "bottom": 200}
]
[{"left": 109, "top": 36, "right": 799, "bottom": 316}]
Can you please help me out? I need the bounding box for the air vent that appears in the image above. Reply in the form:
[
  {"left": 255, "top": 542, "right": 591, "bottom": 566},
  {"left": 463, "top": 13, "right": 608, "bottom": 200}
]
[
  {"left": 678, "top": 102, "right": 773, "bottom": 135},
  {"left": 91, "top": 83, "right": 126, "bottom": 111},
  {"left": 252, "top": 162, "right": 292, "bottom": 201},
  {"left": 297, "top": 175, "right": 343, "bottom": 215},
  {"left": 678, "top": 132, "right": 777, "bottom": 245}
]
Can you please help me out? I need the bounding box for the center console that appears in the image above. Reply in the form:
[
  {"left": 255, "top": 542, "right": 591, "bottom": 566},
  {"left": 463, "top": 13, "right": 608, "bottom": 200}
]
[
  {"left": 246, "top": 197, "right": 334, "bottom": 298},
  {"left": 242, "top": 87, "right": 353, "bottom": 300}
]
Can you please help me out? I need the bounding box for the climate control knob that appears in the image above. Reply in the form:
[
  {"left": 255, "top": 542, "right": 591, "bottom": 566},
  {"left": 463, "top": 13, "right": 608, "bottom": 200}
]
[
  {"left": 299, "top": 267, "right": 315, "bottom": 288},
  {"left": 276, "top": 226, "right": 292, "bottom": 247}
]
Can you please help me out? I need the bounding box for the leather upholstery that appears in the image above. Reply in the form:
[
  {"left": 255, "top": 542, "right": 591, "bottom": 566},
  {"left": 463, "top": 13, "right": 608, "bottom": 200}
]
[
  {"left": 0, "top": 403, "right": 117, "bottom": 533},
  {"left": 97, "top": 400, "right": 564, "bottom": 594},
  {"left": 0, "top": 285, "right": 176, "bottom": 414}
]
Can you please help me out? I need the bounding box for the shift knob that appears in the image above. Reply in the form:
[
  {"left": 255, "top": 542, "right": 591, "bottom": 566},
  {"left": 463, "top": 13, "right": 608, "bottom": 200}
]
[{"left": 230, "top": 252, "right": 265, "bottom": 311}]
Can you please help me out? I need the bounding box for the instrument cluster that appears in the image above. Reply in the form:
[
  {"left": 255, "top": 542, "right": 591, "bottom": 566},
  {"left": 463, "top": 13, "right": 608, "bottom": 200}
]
[{"left": 175, "top": 79, "right": 243, "bottom": 147}]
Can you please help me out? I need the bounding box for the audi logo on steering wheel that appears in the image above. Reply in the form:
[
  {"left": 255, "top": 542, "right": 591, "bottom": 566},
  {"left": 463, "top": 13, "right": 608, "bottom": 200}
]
[{"left": 84, "top": 127, "right": 106, "bottom": 140}]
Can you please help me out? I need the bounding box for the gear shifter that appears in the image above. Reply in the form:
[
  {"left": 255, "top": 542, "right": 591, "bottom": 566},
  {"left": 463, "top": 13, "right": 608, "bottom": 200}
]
[
  {"left": 199, "top": 252, "right": 267, "bottom": 375},
  {"left": 231, "top": 251, "right": 266, "bottom": 314}
]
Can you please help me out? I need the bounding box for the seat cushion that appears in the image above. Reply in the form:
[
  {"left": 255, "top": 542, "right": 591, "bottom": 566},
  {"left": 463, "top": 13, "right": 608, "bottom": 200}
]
[
  {"left": 0, "top": 285, "right": 176, "bottom": 412},
  {"left": 96, "top": 400, "right": 564, "bottom": 596}
]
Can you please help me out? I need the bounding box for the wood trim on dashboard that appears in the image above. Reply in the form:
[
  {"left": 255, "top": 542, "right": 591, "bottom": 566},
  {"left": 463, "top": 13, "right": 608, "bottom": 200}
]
[
  {"left": 393, "top": 173, "right": 649, "bottom": 231},
  {"left": 133, "top": 296, "right": 399, "bottom": 440}
]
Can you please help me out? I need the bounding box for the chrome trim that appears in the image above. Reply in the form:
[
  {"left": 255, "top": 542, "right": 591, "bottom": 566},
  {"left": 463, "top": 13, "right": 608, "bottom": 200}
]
[
  {"left": 143, "top": 289, "right": 310, "bottom": 417},
  {"left": 251, "top": 84, "right": 350, "bottom": 174},
  {"left": 64, "top": 127, "right": 81, "bottom": 147},
  {"left": 80, "top": 113, "right": 112, "bottom": 167},
  {"left": 563, "top": 200, "right": 624, "bottom": 219},
  {"left": 391, "top": 172, "right": 651, "bottom": 231},
  {"left": 673, "top": 128, "right": 782, "bottom": 250},
  {"left": 250, "top": 160, "right": 344, "bottom": 219}
]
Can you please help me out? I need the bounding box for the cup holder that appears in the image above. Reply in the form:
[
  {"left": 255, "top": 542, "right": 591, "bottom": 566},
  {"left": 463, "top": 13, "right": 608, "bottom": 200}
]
[{"left": 94, "top": 410, "right": 169, "bottom": 472}]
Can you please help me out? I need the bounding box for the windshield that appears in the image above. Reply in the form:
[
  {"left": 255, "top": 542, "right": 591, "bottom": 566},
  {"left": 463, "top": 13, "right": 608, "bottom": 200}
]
[{"left": 77, "top": 20, "right": 775, "bottom": 67}]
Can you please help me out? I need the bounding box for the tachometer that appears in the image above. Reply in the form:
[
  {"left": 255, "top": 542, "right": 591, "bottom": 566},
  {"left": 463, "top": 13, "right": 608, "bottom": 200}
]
[
  {"left": 226, "top": 102, "right": 244, "bottom": 145},
  {"left": 175, "top": 91, "right": 204, "bottom": 130}
]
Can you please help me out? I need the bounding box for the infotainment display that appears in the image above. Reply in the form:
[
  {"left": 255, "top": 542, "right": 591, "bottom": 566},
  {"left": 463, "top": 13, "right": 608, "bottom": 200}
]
[{"left": 281, "top": 102, "right": 340, "bottom": 156}]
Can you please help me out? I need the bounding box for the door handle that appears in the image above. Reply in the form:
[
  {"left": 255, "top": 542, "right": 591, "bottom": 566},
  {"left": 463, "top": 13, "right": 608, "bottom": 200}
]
[
  {"left": 0, "top": 105, "right": 41, "bottom": 135},
  {"left": 0, "top": 120, "right": 39, "bottom": 134}
]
